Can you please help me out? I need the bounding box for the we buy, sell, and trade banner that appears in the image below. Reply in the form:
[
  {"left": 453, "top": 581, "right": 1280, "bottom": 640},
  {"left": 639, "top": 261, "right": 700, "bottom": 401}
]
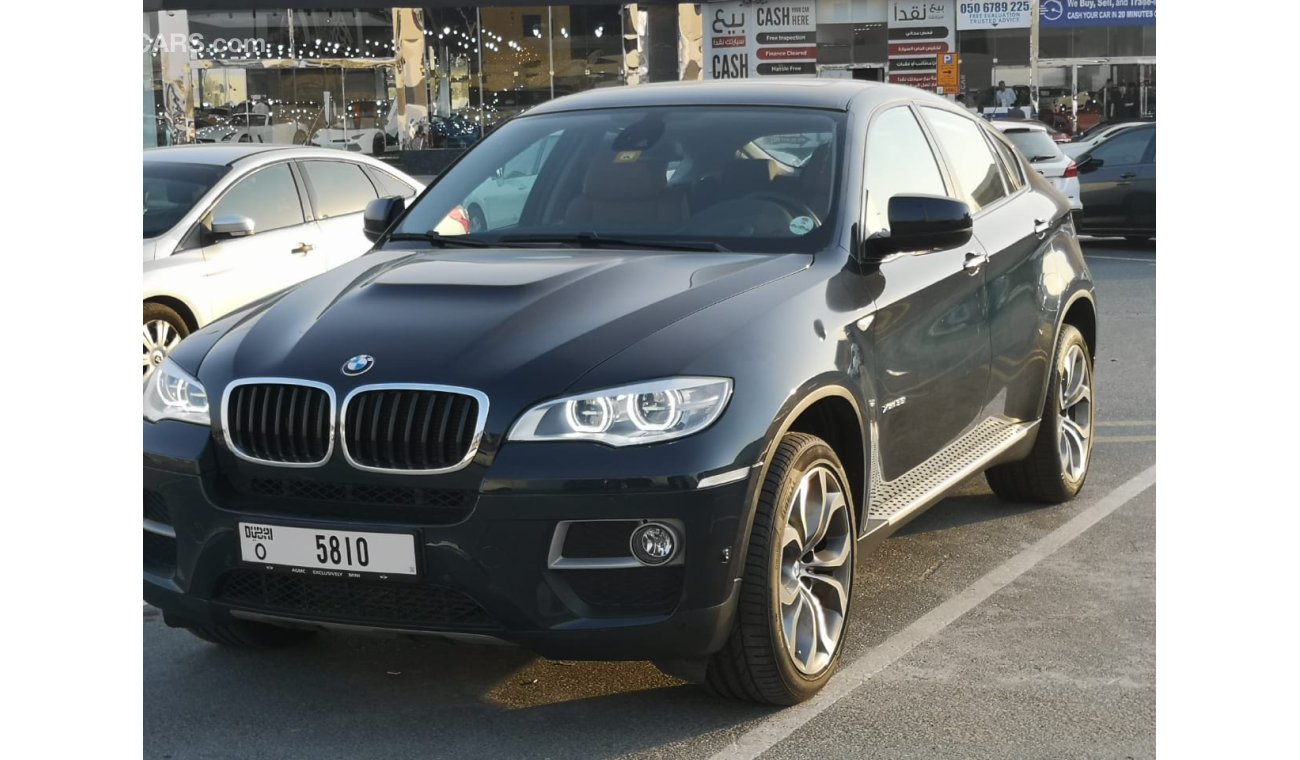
[
  {"left": 704, "top": 1, "right": 818, "bottom": 79},
  {"left": 887, "top": 1, "right": 956, "bottom": 90}
]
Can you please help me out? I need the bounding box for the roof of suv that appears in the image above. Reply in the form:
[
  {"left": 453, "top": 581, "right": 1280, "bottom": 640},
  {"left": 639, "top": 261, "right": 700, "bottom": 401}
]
[{"left": 526, "top": 79, "right": 945, "bottom": 115}]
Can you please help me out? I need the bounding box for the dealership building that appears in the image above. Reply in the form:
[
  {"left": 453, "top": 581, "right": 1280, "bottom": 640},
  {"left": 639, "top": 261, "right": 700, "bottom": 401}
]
[{"left": 144, "top": 1, "right": 1154, "bottom": 162}]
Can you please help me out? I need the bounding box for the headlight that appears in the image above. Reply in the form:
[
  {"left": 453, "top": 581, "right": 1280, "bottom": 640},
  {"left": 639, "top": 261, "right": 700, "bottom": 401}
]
[
  {"left": 508, "top": 377, "right": 732, "bottom": 446},
  {"left": 143, "top": 358, "right": 210, "bottom": 426}
]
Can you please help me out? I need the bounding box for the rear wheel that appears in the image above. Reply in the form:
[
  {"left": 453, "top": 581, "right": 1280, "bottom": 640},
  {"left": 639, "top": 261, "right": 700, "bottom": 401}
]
[
  {"left": 372, "top": 134, "right": 385, "bottom": 155},
  {"left": 986, "top": 324, "right": 1094, "bottom": 503},
  {"left": 186, "top": 620, "right": 316, "bottom": 648},
  {"left": 702, "top": 432, "right": 855, "bottom": 704},
  {"left": 467, "top": 204, "right": 487, "bottom": 233}
]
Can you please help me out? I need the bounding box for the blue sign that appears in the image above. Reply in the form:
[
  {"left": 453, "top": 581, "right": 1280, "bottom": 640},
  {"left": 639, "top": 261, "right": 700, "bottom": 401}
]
[{"left": 1040, "top": 0, "right": 1155, "bottom": 28}]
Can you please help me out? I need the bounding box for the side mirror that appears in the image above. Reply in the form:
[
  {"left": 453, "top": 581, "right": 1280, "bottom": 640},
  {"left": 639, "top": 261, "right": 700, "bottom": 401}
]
[
  {"left": 865, "top": 195, "right": 973, "bottom": 257},
  {"left": 1077, "top": 157, "right": 1102, "bottom": 173},
  {"left": 210, "top": 214, "right": 255, "bottom": 238},
  {"left": 363, "top": 196, "right": 406, "bottom": 243}
]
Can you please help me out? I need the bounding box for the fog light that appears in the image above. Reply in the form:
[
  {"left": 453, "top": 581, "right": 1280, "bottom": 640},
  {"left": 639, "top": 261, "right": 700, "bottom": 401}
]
[{"left": 630, "top": 522, "right": 678, "bottom": 566}]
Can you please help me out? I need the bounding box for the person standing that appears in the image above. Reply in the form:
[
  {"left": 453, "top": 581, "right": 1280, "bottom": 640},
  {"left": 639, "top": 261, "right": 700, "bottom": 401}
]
[{"left": 996, "top": 81, "right": 1016, "bottom": 109}]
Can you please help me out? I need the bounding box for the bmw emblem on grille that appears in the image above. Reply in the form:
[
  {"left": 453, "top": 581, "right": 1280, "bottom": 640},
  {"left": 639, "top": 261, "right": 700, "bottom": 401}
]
[{"left": 342, "top": 355, "right": 375, "bottom": 376}]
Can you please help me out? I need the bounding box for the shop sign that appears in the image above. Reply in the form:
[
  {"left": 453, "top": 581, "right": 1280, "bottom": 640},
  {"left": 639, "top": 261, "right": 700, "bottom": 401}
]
[
  {"left": 705, "top": 1, "right": 819, "bottom": 79},
  {"left": 888, "top": 1, "right": 955, "bottom": 90},
  {"left": 1039, "top": 0, "right": 1155, "bottom": 28},
  {"left": 957, "top": 2, "right": 1033, "bottom": 30}
]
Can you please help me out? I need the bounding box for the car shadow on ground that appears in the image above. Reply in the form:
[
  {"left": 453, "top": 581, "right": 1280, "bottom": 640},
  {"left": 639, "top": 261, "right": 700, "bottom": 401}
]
[
  {"left": 148, "top": 629, "right": 773, "bottom": 758},
  {"left": 1080, "top": 236, "right": 1156, "bottom": 253}
]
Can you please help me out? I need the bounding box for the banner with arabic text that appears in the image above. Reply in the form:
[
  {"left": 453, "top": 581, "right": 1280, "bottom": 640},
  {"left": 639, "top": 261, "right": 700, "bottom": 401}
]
[
  {"left": 888, "top": 1, "right": 955, "bottom": 91},
  {"left": 704, "top": 1, "right": 819, "bottom": 79}
]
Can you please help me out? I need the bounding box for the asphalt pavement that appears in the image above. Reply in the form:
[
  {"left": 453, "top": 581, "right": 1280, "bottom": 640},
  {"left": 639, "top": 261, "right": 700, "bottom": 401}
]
[{"left": 144, "top": 239, "right": 1157, "bottom": 760}]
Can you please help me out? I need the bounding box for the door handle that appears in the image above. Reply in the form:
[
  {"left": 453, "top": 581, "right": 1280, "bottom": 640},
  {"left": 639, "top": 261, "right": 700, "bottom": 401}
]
[
  {"left": 1120, "top": 172, "right": 1137, "bottom": 179},
  {"left": 963, "top": 251, "right": 987, "bottom": 275},
  {"left": 291, "top": 243, "right": 314, "bottom": 255},
  {"left": 1033, "top": 218, "right": 1052, "bottom": 238}
]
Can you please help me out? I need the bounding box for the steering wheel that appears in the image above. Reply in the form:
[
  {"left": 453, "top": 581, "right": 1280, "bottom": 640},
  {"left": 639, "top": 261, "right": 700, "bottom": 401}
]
[{"left": 743, "top": 192, "right": 821, "bottom": 227}]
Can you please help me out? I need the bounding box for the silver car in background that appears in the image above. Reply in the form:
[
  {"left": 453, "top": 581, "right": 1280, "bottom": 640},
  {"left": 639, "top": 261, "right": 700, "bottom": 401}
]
[{"left": 143, "top": 145, "right": 425, "bottom": 380}]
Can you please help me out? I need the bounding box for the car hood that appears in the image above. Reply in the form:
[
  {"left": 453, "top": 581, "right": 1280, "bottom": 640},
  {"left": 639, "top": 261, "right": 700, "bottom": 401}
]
[{"left": 197, "top": 247, "right": 808, "bottom": 402}]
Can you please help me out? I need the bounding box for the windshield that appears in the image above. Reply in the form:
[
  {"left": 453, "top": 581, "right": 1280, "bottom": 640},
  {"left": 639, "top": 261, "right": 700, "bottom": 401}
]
[
  {"left": 143, "top": 162, "right": 229, "bottom": 239},
  {"left": 1002, "top": 129, "right": 1063, "bottom": 162},
  {"left": 393, "top": 106, "right": 846, "bottom": 254}
]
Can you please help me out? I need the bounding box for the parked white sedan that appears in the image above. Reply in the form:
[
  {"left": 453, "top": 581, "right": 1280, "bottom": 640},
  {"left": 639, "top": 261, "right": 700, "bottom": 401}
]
[
  {"left": 993, "top": 121, "right": 1082, "bottom": 213},
  {"left": 143, "top": 144, "right": 425, "bottom": 379}
]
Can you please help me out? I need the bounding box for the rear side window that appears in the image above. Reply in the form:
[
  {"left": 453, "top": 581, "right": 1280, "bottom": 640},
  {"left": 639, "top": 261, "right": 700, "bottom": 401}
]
[
  {"left": 210, "top": 163, "right": 305, "bottom": 235},
  {"left": 301, "top": 161, "right": 379, "bottom": 219},
  {"left": 987, "top": 130, "right": 1026, "bottom": 191},
  {"left": 371, "top": 169, "right": 417, "bottom": 199},
  {"left": 863, "top": 107, "right": 948, "bottom": 236},
  {"left": 922, "top": 107, "right": 1009, "bottom": 212},
  {"left": 1088, "top": 127, "right": 1154, "bottom": 166}
]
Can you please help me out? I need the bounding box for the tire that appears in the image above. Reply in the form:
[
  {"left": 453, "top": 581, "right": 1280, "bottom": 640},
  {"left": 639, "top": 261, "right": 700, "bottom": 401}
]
[
  {"left": 187, "top": 620, "right": 316, "bottom": 648},
  {"left": 372, "top": 135, "right": 385, "bottom": 155},
  {"left": 143, "top": 302, "right": 190, "bottom": 380},
  {"left": 986, "top": 324, "right": 1095, "bottom": 503},
  {"left": 703, "top": 432, "right": 856, "bottom": 705},
  {"left": 467, "top": 204, "right": 487, "bottom": 233},
  {"left": 237, "top": 133, "right": 253, "bottom": 143}
]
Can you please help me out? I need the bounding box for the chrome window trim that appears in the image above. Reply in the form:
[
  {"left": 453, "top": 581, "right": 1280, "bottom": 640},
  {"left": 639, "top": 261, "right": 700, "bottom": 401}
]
[
  {"left": 338, "top": 383, "right": 490, "bottom": 475},
  {"left": 220, "top": 377, "right": 338, "bottom": 469}
]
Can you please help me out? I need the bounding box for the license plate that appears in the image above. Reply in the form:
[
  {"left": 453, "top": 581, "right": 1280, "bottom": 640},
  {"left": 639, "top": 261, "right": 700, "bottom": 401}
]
[{"left": 238, "top": 522, "right": 417, "bottom": 579}]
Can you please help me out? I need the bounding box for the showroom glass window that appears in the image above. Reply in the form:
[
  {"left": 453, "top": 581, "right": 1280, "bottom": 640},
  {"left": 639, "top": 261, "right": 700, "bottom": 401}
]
[
  {"left": 211, "top": 163, "right": 304, "bottom": 233},
  {"left": 862, "top": 107, "right": 948, "bottom": 236},
  {"left": 921, "top": 108, "right": 1009, "bottom": 212},
  {"left": 300, "top": 161, "right": 379, "bottom": 218}
]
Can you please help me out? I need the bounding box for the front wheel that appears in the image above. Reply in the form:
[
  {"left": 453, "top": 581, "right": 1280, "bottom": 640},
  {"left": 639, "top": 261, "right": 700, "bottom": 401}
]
[
  {"left": 985, "top": 324, "right": 1094, "bottom": 503},
  {"left": 703, "top": 432, "right": 856, "bottom": 704},
  {"left": 143, "top": 302, "right": 189, "bottom": 381}
]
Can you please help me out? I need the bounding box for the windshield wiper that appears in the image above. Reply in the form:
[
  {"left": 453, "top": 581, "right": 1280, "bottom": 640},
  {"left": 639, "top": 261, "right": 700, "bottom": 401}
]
[
  {"left": 384, "top": 232, "right": 497, "bottom": 248},
  {"left": 500, "top": 232, "right": 728, "bottom": 252},
  {"left": 1028, "top": 155, "right": 1058, "bottom": 163}
]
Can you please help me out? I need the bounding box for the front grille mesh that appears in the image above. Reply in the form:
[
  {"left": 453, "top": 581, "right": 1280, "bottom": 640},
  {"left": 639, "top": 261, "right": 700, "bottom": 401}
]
[
  {"left": 214, "top": 571, "right": 497, "bottom": 629},
  {"left": 226, "top": 383, "right": 332, "bottom": 465},
  {"left": 343, "top": 389, "right": 479, "bottom": 471},
  {"left": 563, "top": 567, "right": 684, "bottom": 614},
  {"left": 143, "top": 490, "right": 171, "bottom": 525},
  {"left": 562, "top": 521, "right": 637, "bottom": 559},
  {"left": 237, "top": 478, "right": 469, "bottom": 509},
  {"left": 144, "top": 530, "right": 177, "bottom": 571}
]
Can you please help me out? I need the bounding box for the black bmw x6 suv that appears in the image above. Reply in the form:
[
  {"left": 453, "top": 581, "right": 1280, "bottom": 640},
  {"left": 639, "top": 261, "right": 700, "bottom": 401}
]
[{"left": 144, "top": 80, "right": 1096, "bottom": 705}]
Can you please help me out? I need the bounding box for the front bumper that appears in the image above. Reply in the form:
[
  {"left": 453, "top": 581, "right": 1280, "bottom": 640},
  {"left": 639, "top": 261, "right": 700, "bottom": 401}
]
[{"left": 144, "top": 420, "right": 754, "bottom": 661}]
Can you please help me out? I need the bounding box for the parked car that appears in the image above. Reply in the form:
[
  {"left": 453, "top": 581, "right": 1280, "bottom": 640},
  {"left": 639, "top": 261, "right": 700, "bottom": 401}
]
[
  {"left": 143, "top": 144, "right": 425, "bottom": 380},
  {"left": 143, "top": 81, "right": 1097, "bottom": 706},
  {"left": 1063, "top": 119, "right": 1154, "bottom": 159},
  {"left": 309, "top": 101, "right": 399, "bottom": 156},
  {"left": 1074, "top": 123, "right": 1156, "bottom": 241},
  {"left": 993, "top": 120, "right": 1082, "bottom": 215},
  {"left": 196, "top": 112, "right": 310, "bottom": 145}
]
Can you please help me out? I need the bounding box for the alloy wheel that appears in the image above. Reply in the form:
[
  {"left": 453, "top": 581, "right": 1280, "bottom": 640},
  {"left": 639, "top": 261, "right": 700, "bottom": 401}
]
[
  {"left": 1057, "top": 343, "right": 1093, "bottom": 480},
  {"left": 143, "top": 319, "right": 182, "bottom": 381},
  {"left": 779, "top": 465, "right": 853, "bottom": 675}
]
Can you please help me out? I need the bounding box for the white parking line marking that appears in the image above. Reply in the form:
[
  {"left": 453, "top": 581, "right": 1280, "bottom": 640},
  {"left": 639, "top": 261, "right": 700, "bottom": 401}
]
[
  {"left": 1097, "top": 420, "right": 1156, "bottom": 427},
  {"left": 1096, "top": 435, "right": 1157, "bottom": 443},
  {"left": 708, "top": 465, "right": 1157, "bottom": 760}
]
